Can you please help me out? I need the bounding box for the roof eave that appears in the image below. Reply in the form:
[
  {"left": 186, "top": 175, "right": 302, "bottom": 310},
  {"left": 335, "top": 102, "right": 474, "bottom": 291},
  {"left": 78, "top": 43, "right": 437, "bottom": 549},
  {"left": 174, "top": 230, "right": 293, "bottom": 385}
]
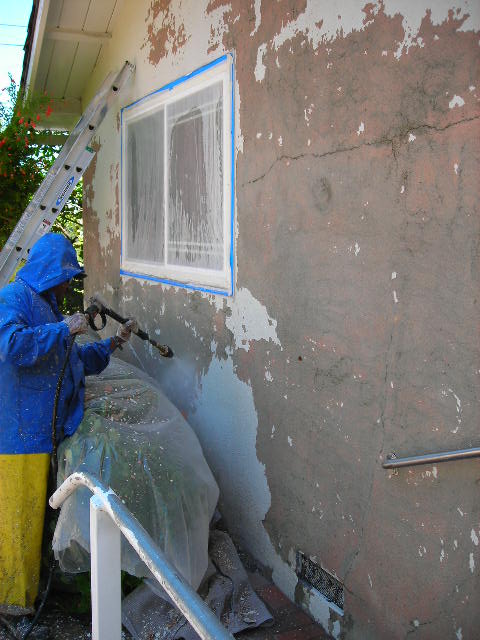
[{"left": 21, "top": 0, "right": 51, "bottom": 96}]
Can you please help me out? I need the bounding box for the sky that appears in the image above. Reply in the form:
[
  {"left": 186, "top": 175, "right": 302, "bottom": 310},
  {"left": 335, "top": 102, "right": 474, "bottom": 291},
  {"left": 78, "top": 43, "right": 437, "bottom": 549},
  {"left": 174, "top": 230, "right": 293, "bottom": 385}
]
[{"left": 0, "top": 0, "right": 33, "bottom": 103}]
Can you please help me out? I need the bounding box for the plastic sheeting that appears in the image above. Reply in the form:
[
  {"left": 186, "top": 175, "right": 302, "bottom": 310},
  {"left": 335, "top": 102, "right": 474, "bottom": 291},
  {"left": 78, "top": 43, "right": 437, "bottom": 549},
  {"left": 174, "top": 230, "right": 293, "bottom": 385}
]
[
  {"left": 122, "top": 529, "right": 273, "bottom": 640},
  {"left": 52, "top": 356, "right": 219, "bottom": 589}
]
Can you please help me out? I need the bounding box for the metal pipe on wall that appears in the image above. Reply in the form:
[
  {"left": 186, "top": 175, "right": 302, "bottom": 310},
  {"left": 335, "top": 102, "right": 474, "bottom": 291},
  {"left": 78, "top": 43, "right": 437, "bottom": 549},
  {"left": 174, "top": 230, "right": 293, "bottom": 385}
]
[{"left": 382, "top": 446, "right": 480, "bottom": 469}]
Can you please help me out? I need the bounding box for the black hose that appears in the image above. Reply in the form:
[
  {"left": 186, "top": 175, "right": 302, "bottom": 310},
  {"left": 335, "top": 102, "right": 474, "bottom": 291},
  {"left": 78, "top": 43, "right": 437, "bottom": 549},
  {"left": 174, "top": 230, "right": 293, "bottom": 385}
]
[{"left": 20, "top": 336, "right": 75, "bottom": 640}]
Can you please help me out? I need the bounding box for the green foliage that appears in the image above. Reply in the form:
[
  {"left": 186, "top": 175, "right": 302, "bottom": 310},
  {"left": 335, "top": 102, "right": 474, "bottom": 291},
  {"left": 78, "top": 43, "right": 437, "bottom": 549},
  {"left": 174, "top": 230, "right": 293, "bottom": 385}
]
[
  {"left": 56, "top": 571, "right": 143, "bottom": 615},
  {"left": 0, "top": 75, "right": 54, "bottom": 245},
  {"left": 0, "top": 76, "right": 84, "bottom": 314}
]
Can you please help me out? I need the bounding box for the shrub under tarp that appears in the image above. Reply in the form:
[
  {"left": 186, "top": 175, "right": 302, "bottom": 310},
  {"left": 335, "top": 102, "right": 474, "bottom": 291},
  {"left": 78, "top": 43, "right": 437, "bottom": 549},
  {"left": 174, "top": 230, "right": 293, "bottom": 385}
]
[{"left": 52, "top": 356, "right": 219, "bottom": 590}]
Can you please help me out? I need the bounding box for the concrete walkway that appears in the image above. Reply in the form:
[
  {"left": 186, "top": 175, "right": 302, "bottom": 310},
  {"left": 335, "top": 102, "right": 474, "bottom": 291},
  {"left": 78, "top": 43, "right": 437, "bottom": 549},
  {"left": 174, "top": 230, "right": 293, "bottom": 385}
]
[{"left": 0, "top": 573, "right": 332, "bottom": 640}]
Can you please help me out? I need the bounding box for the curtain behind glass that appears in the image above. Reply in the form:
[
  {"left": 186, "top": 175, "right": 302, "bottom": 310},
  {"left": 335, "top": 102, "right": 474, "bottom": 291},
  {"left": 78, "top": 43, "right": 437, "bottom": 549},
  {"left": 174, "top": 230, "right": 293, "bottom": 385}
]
[{"left": 167, "top": 82, "right": 224, "bottom": 270}]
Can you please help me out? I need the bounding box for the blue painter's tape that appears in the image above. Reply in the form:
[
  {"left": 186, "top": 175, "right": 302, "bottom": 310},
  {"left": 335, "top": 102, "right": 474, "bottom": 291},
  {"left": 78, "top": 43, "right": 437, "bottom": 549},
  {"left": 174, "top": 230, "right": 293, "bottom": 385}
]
[
  {"left": 120, "top": 269, "right": 230, "bottom": 297},
  {"left": 122, "top": 54, "right": 229, "bottom": 112},
  {"left": 229, "top": 53, "right": 235, "bottom": 297}
]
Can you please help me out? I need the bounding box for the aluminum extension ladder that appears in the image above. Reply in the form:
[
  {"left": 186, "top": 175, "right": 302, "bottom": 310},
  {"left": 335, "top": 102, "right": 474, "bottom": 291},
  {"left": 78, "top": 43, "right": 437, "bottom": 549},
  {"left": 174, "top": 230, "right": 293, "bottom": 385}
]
[{"left": 0, "top": 61, "right": 134, "bottom": 289}]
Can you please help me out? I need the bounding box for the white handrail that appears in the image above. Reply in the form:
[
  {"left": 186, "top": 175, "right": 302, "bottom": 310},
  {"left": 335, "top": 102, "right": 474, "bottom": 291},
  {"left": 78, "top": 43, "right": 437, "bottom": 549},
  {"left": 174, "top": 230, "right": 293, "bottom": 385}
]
[{"left": 50, "top": 471, "right": 234, "bottom": 640}]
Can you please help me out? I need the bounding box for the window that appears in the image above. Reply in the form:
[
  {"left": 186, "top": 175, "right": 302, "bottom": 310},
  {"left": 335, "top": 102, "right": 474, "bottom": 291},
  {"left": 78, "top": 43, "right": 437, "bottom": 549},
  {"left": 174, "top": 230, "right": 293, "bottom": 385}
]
[{"left": 121, "top": 55, "right": 234, "bottom": 295}]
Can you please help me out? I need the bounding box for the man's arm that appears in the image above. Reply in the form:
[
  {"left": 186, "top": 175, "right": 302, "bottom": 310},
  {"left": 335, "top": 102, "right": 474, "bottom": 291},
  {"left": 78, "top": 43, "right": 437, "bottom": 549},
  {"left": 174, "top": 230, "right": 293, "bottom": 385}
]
[
  {"left": 77, "top": 320, "right": 137, "bottom": 376},
  {"left": 76, "top": 339, "right": 112, "bottom": 375}
]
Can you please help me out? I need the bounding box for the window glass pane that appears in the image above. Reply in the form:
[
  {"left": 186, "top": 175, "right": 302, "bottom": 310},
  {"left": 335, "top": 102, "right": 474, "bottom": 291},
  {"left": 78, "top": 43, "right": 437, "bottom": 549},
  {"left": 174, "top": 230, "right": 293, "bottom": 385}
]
[
  {"left": 167, "top": 81, "right": 224, "bottom": 270},
  {"left": 126, "top": 108, "right": 165, "bottom": 263}
]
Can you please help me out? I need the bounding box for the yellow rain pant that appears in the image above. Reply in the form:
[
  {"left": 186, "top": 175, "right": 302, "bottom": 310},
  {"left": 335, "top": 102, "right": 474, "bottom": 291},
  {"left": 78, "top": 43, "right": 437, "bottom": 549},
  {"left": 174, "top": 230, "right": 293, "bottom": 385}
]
[{"left": 0, "top": 453, "right": 50, "bottom": 614}]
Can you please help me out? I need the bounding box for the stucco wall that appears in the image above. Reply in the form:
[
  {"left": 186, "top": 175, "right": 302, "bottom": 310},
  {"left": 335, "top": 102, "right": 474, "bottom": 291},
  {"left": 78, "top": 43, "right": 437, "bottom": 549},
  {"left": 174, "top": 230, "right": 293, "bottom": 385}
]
[{"left": 81, "top": 2, "right": 480, "bottom": 638}]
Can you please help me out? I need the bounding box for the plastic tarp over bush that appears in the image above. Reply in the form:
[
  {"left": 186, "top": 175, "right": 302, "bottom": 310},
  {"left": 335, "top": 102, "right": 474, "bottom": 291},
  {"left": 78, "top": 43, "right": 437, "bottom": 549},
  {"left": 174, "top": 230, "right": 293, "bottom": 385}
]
[{"left": 52, "top": 356, "right": 219, "bottom": 589}]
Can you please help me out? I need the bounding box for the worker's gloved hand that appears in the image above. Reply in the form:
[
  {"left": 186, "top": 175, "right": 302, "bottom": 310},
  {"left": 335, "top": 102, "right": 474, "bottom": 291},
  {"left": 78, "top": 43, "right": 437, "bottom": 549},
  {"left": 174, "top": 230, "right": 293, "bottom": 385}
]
[
  {"left": 116, "top": 318, "right": 138, "bottom": 343},
  {"left": 63, "top": 312, "right": 88, "bottom": 335}
]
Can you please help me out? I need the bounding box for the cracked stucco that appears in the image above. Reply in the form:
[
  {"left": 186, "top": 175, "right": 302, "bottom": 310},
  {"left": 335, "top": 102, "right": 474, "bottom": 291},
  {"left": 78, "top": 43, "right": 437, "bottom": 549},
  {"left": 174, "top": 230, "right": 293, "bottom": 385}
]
[{"left": 81, "top": 1, "right": 480, "bottom": 638}]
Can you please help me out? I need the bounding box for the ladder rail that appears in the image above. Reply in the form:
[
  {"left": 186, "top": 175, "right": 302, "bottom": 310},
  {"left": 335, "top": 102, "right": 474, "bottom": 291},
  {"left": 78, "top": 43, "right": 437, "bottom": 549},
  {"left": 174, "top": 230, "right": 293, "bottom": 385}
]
[{"left": 0, "top": 62, "right": 134, "bottom": 288}]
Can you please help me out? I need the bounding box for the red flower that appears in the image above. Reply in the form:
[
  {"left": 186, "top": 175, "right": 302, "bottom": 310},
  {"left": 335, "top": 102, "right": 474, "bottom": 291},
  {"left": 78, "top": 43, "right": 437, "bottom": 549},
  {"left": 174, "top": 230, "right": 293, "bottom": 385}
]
[
  {"left": 19, "top": 117, "right": 24, "bottom": 124},
  {"left": 45, "top": 106, "right": 52, "bottom": 118},
  {"left": 36, "top": 114, "right": 41, "bottom": 121}
]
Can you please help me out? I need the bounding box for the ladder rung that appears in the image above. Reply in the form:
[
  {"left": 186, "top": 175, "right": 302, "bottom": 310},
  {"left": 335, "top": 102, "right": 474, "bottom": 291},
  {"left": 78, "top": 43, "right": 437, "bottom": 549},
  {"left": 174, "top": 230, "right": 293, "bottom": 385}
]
[{"left": 0, "top": 61, "right": 134, "bottom": 288}]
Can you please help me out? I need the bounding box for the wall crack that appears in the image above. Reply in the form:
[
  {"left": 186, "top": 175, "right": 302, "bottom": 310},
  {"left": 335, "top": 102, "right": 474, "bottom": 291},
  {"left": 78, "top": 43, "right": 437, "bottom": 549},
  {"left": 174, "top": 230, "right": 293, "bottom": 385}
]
[{"left": 243, "top": 114, "right": 480, "bottom": 186}]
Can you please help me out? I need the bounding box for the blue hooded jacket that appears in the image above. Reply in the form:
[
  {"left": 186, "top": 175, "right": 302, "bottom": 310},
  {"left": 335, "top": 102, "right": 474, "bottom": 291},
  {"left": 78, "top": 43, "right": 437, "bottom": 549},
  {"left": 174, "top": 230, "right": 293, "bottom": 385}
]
[{"left": 0, "top": 233, "right": 112, "bottom": 454}]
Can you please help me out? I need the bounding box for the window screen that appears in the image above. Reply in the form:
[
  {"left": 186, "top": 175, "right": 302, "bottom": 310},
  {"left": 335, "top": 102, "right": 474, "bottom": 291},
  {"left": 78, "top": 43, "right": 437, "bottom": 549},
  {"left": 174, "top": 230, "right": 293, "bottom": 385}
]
[{"left": 122, "top": 57, "right": 233, "bottom": 294}]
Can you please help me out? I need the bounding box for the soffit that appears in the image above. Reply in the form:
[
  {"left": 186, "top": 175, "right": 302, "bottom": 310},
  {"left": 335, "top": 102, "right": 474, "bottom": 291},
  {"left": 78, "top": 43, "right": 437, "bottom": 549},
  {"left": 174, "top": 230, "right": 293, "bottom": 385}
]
[{"left": 26, "top": 0, "right": 121, "bottom": 130}]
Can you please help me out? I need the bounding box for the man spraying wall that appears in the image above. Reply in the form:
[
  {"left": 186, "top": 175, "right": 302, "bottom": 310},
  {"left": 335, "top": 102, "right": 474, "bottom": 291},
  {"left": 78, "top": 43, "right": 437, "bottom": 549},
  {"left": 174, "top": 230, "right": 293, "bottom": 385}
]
[{"left": 0, "top": 233, "right": 136, "bottom": 638}]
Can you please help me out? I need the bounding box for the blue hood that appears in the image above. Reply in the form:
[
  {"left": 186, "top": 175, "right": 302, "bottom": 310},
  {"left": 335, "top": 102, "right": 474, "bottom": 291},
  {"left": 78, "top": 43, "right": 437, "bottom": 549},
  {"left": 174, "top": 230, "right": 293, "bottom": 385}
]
[{"left": 16, "top": 233, "right": 85, "bottom": 293}]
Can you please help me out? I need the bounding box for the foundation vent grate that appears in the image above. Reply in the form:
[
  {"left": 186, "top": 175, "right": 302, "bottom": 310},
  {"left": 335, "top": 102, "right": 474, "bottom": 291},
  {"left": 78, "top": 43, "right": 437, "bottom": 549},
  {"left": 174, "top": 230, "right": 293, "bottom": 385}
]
[{"left": 296, "top": 551, "right": 344, "bottom": 611}]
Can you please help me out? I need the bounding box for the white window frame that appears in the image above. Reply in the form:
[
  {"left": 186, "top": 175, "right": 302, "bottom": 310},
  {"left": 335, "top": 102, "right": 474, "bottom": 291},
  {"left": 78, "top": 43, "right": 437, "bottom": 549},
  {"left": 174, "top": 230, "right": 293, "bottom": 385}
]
[{"left": 120, "top": 54, "right": 234, "bottom": 295}]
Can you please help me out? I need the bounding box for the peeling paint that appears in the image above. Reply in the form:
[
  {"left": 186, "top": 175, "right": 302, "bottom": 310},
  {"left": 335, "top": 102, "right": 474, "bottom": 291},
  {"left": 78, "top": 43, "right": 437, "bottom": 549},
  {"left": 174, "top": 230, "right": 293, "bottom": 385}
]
[
  {"left": 254, "top": 43, "right": 267, "bottom": 82},
  {"left": 250, "top": 0, "right": 262, "bottom": 36},
  {"left": 449, "top": 94, "right": 466, "bottom": 108},
  {"left": 82, "top": 0, "right": 480, "bottom": 636},
  {"left": 225, "top": 288, "right": 281, "bottom": 352},
  {"left": 253, "top": 0, "right": 480, "bottom": 83}
]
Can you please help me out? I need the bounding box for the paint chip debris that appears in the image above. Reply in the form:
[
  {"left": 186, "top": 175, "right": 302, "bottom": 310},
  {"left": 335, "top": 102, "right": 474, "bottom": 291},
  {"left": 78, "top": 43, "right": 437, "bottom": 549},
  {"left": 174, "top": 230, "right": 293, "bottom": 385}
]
[
  {"left": 354, "top": 242, "right": 360, "bottom": 256},
  {"left": 469, "top": 552, "right": 475, "bottom": 573},
  {"left": 400, "top": 185, "right": 405, "bottom": 194},
  {"left": 471, "top": 529, "right": 479, "bottom": 546},
  {"left": 256, "top": 132, "right": 262, "bottom": 139},
  {"left": 278, "top": 136, "right": 283, "bottom": 146},
  {"left": 449, "top": 95, "right": 465, "bottom": 109},
  {"left": 393, "top": 290, "right": 398, "bottom": 304},
  {"left": 287, "top": 436, "right": 293, "bottom": 446},
  {"left": 408, "top": 133, "right": 416, "bottom": 142},
  {"left": 357, "top": 121, "right": 365, "bottom": 136},
  {"left": 454, "top": 163, "right": 459, "bottom": 174},
  {"left": 391, "top": 271, "right": 397, "bottom": 280}
]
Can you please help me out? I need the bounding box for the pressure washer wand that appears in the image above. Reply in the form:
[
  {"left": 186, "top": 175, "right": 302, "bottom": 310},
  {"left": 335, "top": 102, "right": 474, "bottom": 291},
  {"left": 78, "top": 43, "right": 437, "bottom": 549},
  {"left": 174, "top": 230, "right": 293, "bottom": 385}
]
[
  {"left": 85, "top": 294, "right": 174, "bottom": 358},
  {"left": 106, "top": 306, "right": 173, "bottom": 357}
]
